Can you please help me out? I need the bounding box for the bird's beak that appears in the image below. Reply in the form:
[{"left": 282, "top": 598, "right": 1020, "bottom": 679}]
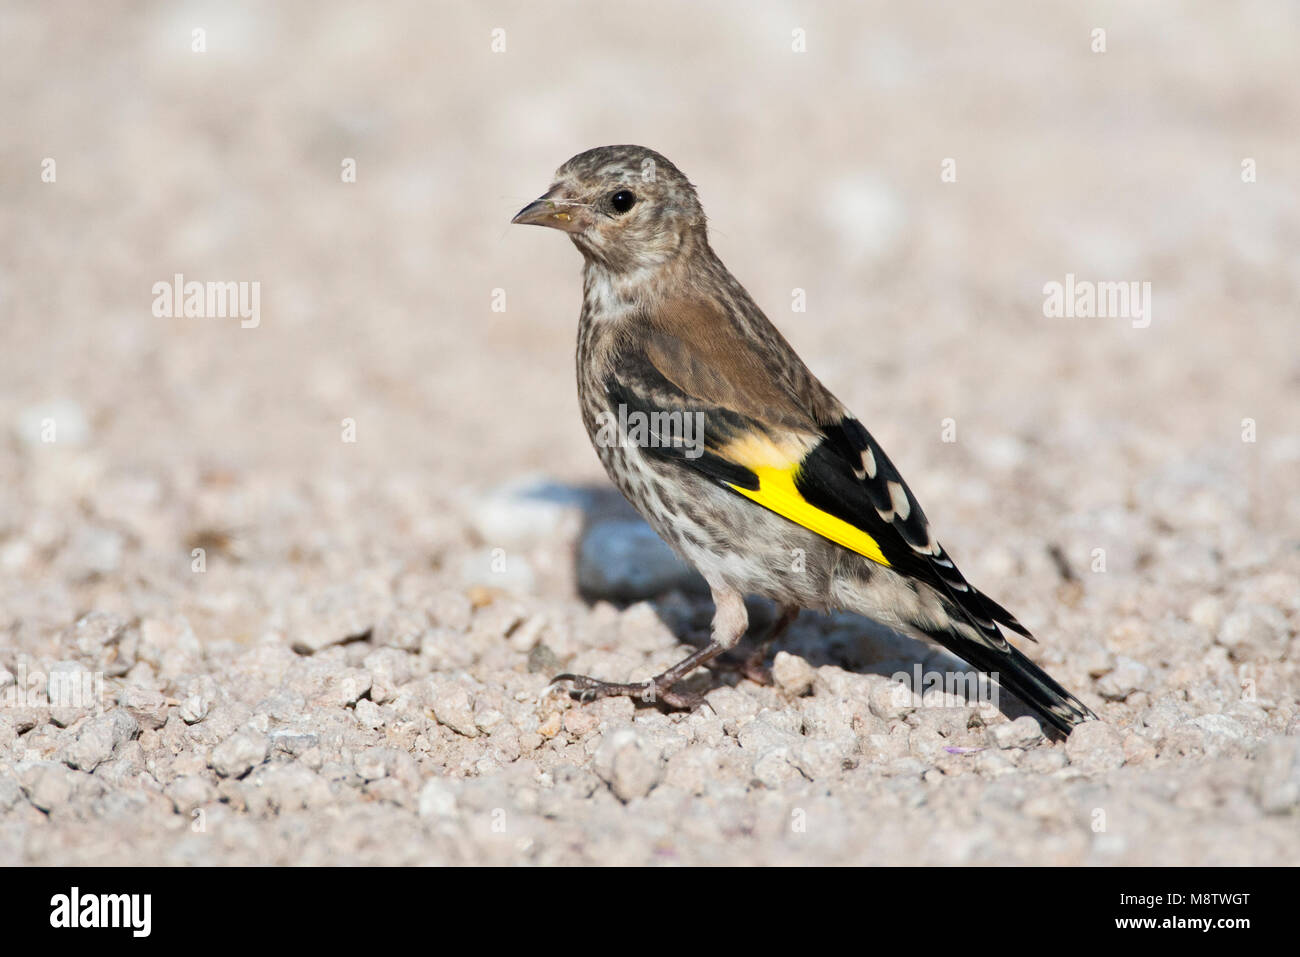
[{"left": 511, "top": 188, "right": 588, "bottom": 233}]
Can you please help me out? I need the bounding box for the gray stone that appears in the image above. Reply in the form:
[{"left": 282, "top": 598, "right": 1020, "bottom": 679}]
[
  {"left": 1064, "top": 720, "right": 1125, "bottom": 772},
  {"left": 59, "top": 708, "right": 139, "bottom": 772},
  {"left": 120, "top": 685, "right": 170, "bottom": 730},
  {"left": 362, "top": 647, "right": 415, "bottom": 704},
  {"left": 1252, "top": 738, "right": 1300, "bottom": 814},
  {"left": 312, "top": 668, "right": 372, "bottom": 708},
  {"left": 418, "top": 777, "right": 460, "bottom": 819},
  {"left": 166, "top": 774, "right": 217, "bottom": 813},
  {"left": 0, "top": 769, "right": 22, "bottom": 810},
  {"left": 1190, "top": 713, "right": 1247, "bottom": 741},
  {"left": 288, "top": 587, "right": 381, "bottom": 654},
  {"left": 17, "top": 760, "right": 77, "bottom": 811},
  {"left": 751, "top": 747, "right": 800, "bottom": 787},
  {"left": 593, "top": 726, "right": 664, "bottom": 801},
  {"left": 209, "top": 729, "right": 269, "bottom": 779},
  {"left": 771, "top": 651, "right": 816, "bottom": 697},
  {"left": 1096, "top": 656, "right": 1152, "bottom": 700},
  {"left": 248, "top": 764, "right": 332, "bottom": 811},
  {"left": 268, "top": 729, "right": 319, "bottom": 756},
  {"left": 1218, "top": 605, "right": 1288, "bottom": 662},
  {"left": 987, "top": 715, "right": 1044, "bottom": 750},
  {"left": 354, "top": 697, "right": 386, "bottom": 729},
  {"left": 177, "top": 675, "right": 218, "bottom": 725},
  {"left": 427, "top": 678, "right": 478, "bottom": 737},
  {"left": 371, "top": 609, "right": 428, "bottom": 653},
  {"left": 704, "top": 686, "right": 760, "bottom": 723},
  {"left": 869, "top": 678, "right": 917, "bottom": 721},
  {"left": 790, "top": 738, "right": 846, "bottom": 781},
  {"left": 69, "top": 612, "right": 128, "bottom": 660}
]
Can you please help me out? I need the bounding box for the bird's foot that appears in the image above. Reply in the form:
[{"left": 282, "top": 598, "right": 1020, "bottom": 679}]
[
  {"left": 725, "top": 605, "right": 797, "bottom": 687},
  {"left": 552, "top": 640, "right": 729, "bottom": 711},
  {"left": 736, "top": 647, "right": 773, "bottom": 686},
  {"left": 551, "top": 672, "right": 704, "bottom": 710}
]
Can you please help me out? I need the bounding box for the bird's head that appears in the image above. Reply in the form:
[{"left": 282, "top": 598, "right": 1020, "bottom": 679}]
[{"left": 512, "top": 145, "right": 706, "bottom": 273}]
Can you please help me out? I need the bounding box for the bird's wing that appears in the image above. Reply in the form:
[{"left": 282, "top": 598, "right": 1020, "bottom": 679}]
[{"left": 606, "top": 299, "right": 1033, "bottom": 646}]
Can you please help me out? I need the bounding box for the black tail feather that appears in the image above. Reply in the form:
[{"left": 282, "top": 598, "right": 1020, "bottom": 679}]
[{"left": 923, "top": 627, "right": 1097, "bottom": 735}]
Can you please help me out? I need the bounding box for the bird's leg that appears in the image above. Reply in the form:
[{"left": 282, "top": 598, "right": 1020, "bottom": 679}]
[
  {"left": 553, "top": 585, "right": 749, "bottom": 710},
  {"left": 737, "top": 604, "right": 800, "bottom": 685}
]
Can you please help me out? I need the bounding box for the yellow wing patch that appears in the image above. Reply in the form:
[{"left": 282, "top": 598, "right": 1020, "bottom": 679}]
[{"left": 727, "top": 465, "right": 891, "bottom": 568}]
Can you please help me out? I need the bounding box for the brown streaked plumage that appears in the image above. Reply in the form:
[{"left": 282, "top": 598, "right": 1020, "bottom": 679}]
[{"left": 512, "top": 145, "right": 1096, "bottom": 733}]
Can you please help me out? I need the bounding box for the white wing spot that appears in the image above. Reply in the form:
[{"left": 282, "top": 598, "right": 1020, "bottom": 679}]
[
  {"left": 862, "top": 446, "right": 877, "bottom": 479},
  {"left": 887, "top": 481, "right": 910, "bottom": 521}
]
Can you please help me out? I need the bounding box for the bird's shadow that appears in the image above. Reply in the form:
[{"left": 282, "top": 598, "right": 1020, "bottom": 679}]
[{"left": 548, "top": 481, "right": 1055, "bottom": 736}]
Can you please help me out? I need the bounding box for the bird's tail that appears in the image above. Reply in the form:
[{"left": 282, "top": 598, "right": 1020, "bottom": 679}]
[{"left": 919, "top": 623, "right": 1097, "bottom": 735}]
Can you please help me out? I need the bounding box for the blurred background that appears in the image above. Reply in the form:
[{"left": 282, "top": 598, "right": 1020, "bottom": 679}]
[{"left": 1, "top": 0, "right": 1297, "bottom": 866}]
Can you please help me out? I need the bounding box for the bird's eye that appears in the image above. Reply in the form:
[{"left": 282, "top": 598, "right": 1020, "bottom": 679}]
[{"left": 609, "top": 190, "right": 636, "bottom": 214}]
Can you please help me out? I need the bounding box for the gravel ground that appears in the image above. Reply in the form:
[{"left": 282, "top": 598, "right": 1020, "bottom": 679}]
[{"left": 2, "top": 2, "right": 1298, "bottom": 865}]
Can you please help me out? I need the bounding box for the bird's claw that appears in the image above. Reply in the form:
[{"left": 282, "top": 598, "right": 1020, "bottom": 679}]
[{"left": 550, "top": 672, "right": 702, "bottom": 710}]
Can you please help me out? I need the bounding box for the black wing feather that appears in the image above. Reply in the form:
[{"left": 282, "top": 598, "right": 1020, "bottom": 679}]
[{"left": 812, "top": 419, "right": 1034, "bottom": 641}]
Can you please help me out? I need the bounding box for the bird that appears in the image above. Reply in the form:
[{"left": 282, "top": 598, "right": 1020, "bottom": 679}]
[{"left": 511, "top": 145, "right": 1096, "bottom": 734}]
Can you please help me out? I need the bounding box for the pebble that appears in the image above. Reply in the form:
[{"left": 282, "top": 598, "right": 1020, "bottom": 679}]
[
  {"left": 1096, "top": 656, "right": 1152, "bottom": 701},
  {"left": 17, "top": 761, "right": 79, "bottom": 811},
  {"left": 371, "top": 609, "right": 428, "bottom": 654},
  {"left": 354, "top": 698, "right": 386, "bottom": 729},
  {"left": 417, "top": 777, "right": 460, "bottom": 819},
  {"left": 47, "top": 661, "right": 97, "bottom": 725},
  {"left": 59, "top": 708, "right": 139, "bottom": 772},
  {"left": 289, "top": 590, "right": 380, "bottom": 655},
  {"left": 1122, "top": 732, "right": 1158, "bottom": 765},
  {"left": 427, "top": 679, "right": 479, "bottom": 737},
  {"left": 1189, "top": 596, "right": 1224, "bottom": 633},
  {"left": 1064, "top": 721, "right": 1125, "bottom": 773},
  {"left": 771, "top": 651, "right": 816, "bottom": 696},
  {"left": 363, "top": 647, "right": 415, "bottom": 704},
  {"left": 246, "top": 764, "right": 333, "bottom": 812},
  {"left": 1252, "top": 738, "right": 1300, "bottom": 814},
  {"left": 593, "top": 727, "right": 664, "bottom": 801},
  {"left": 312, "top": 668, "right": 373, "bottom": 709},
  {"left": 268, "top": 729, "right": 319, "bottom": 756},
  {"left": 751, "top": 747, "right": 800, "bottom": 787},
  {"left": 177, "top": 675, "right": 218, "bottom": 725},
  {"left": 869, "top": 679, "right": 917, "bottom": 721},
  {"left": 563, "top": 708, "right": 600, "bottom": 738},
  {"left": 166, "top": 774, "right": 217, "bottom": 813},
  {"left": 120, "top": 686, "right": 171, "bottom": 730},
  {"left": 986, "top": 715, "right": 1044, "bottom": 750},
  {"left": 1218, "top": 605, "right": 1288, "bottom": 662},
  {"left": 0, "top": 770, "right": 23, "bottom": 810},
  {"left": 209, "top": 729, "right": 269, "bottom": 779}
]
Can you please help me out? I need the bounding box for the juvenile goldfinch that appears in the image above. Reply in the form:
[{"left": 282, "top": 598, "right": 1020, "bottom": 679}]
[{"left": 513, "top": 145, "right": 1096, "bottom": 733}]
